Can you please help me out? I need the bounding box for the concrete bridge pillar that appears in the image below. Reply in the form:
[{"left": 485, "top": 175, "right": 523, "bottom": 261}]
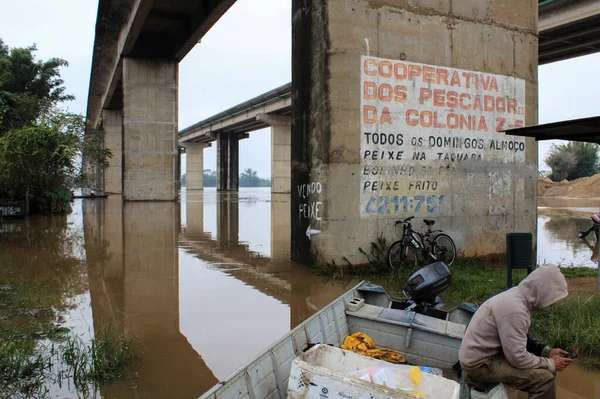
[
  {"left": 216, "top": 132, "right": 248, "bottom": 191},
  {"left": 257, "top": 114, "right": 292, "bottom": 194},
  {"left": 122, "top": 58, "right": 178, "bottom": 201},
  {"left": 181, "top": 142, "right": 210, "bottom": 190},
  {"left": 291, "top": 0, "right": 538, "bottom": 266},
  {"left": 103, "top": 110, "right": 123, "bottom": 194}
]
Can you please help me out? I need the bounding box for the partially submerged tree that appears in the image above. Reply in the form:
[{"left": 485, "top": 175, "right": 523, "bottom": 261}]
[
  {"left": 545, "top": 141, "right": 599, "bottom": 182},
  {"left": 0, "top": 39, "right": 110, "bottom": 213}
]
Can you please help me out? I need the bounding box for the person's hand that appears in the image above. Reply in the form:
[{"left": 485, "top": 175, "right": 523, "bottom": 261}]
[
  {"left": 551, "top": 354, "right": 574, "bottom": 372},
  {"left": 549, "top": 348, "right": 568, "bottom": 358}
]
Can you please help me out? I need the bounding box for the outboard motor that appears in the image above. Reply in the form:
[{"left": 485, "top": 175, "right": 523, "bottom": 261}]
[{"left": 403, "top": 261, "right": 452, "bottom": 311}]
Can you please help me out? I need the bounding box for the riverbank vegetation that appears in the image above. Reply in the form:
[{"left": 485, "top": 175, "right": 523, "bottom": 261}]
[
  {"left": 0, "top": 323, "right": 137, "bottom": 398},
  {"left": 0, "top": 39, "right": 109, "bottom": 214},
  {"left": 182, "top": 168, "right": 271, "bottom": 188},
  {"left": 317, "top": 239, "right": 600, "bottom": 369},
  {"left": 544, "top": 141, "right": 599, "bottom": 182},
  {"left": 0, "top": 215, "right": 137, "bottom": 397}
]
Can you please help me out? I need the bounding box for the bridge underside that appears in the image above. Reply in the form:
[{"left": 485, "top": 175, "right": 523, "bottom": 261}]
[
  {"left": 88, "top": 0, "right": 237, "bottom": 125},
  {"left": 86, "top": 0, "right": 236, "bottom": 200},
  {"left": 178, "top": 83, "right": 292, "bottom": 193},
  {"left": 539, "top": 0, "right": 600, "bottom": 64}
]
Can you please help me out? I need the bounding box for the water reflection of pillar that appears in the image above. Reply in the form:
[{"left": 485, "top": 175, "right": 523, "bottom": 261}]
[
  {"left": 185, "top": 191, "right": 205, "bottom": 239},
  {"left": 83, "top": 197, "right": 125, "bottom": 329},
  {"left": 122, "top": 202, "right": 179, "bottom": 338},
  {"left": 83, "top": 200, "right": 219, "bottom": 398},
  {"left": 120, "top": 202, "right": 218, "bottom": 397},
  {"left": 271, "top": 193, "right": 291, "bottom": 259},
  {"left": 216, "top": 191, "right": 239, "bottom": 246}
]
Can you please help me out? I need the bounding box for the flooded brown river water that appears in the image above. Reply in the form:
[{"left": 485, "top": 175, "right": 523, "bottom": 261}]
[{"left": 0, "top": 188, "right": 598, "bottom": 398}]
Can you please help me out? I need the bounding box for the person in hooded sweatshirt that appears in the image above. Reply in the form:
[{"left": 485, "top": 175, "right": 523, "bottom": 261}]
[{"left": 459, "top": 265, "right": 574, "bottom": 399}]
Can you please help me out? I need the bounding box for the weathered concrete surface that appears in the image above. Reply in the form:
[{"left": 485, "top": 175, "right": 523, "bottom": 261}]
[
  {"left": 103, "top": 110, "right": 123, "bottom": 194},
  {"left": 122, "top": 58, "right": 178, "bottom": 201},
  {"left": 292, "top": 0, "right": 538, "bottom": 266},
  {"left": 271, "top": 123, "right": 292, "bottom": 194},
  {"left": 257, "top": 114, "right": 292, "bottom": 194},
  {"left": 182, "top": 142, "right": 210, "bottom": 190}
]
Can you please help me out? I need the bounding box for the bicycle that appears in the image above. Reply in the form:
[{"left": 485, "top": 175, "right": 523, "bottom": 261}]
[{"left": 387, "top": 216, "right": 456, "bottom": 270}]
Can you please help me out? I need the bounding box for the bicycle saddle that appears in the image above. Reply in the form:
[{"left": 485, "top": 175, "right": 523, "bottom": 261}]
[{"left": 423, "top": 219, "right": 435, "bottom": 226}]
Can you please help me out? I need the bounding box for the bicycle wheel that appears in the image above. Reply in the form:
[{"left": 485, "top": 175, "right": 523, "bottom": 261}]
[
  {"left": 387, "top": 240, "right": 419, "bottom": 270},
  {"left": 433, "top": 233, "right": 456, "bottom": 266}
]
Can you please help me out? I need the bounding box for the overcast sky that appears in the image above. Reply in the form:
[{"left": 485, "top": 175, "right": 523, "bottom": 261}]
[{"left": 1, "top": 0, "right": 598, "bottom": 177}]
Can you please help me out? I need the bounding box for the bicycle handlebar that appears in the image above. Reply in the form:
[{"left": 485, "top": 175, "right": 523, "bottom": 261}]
[{"left": 394, "top": 216, "right": 414, "bottom": 225}]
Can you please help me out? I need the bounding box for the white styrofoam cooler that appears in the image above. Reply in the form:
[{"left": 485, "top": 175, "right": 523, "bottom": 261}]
[{"left": 287, "top": 344, "right": 459, "bottom": 399}]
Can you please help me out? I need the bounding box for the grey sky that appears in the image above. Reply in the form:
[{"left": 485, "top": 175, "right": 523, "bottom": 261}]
[{"left": 1, "top": 0, "right": 598, "bottom": 177}]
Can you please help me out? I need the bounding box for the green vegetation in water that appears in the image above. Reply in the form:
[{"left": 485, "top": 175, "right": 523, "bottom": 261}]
[
  {"left": 0, "top": 322, "right": 138, "bottom": 398},
  {"left": 0, "top": 215, "right": 137, "bottom": 397},
  {"left": 0, "top": 339, "right": 52, "bottom": 398},
  {"left": 61, "top": 322, "right": 137, "bottom": 386},
  {"left": 531, "top": 294, "right": 600, "bottom": 370}
]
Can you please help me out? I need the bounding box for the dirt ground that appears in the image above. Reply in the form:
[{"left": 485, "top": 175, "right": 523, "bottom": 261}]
[
  {"left": 539, "top": 174, "right": 600, "bottom": 198},
  {"left": 567, "top": 277, "right": 599, "bottom": 297}
]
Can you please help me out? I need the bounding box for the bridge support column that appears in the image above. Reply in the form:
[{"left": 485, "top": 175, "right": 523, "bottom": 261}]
[
  {"left": 122, "top": 58, "right": 178, "bottom": 201},
  {"left": 181, "top": 142, "right": 210, "bottom": 190},
  {"left": 103, "top": 110, "right": 123, "bottom": 194},
  {"left": 257, "top": 114, "right": 291, "bottom": 194},
  {"left": 216, "top": 132, "right": 248, "bottom": 191},
  {"left": 291, "top": 0, "right": 538, "bottom": 266}
]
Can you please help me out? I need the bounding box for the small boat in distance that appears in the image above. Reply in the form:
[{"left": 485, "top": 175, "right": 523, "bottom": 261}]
[
  {"left": 72, "top": 192, "right": 109, "bottom": 199},
  {"left": 199, "top": 262, "right": 507, "bottom": 399}
]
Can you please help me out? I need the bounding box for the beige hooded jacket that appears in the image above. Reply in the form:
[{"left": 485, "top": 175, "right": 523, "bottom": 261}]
[{"left": 459, "top": 266, "right": 568, "bottom": 374}]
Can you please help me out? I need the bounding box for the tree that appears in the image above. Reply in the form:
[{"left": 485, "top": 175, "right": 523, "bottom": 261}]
[
  {"left": 545, "top": 141, "right": 599, "bottom": 182},
  {"left": 0, "top": 40, "right": 108, "bottom": 213},
  {"left": 239, "top": 168, "right": 270, "bottom": 187},
  {"left": 203, "top": 169, "right": 217, "bottom": 187},
  {"left": 0, "top": 110, "right": 110, "bottom": 213},
  {"left": 0, "top": 39, "right": 73, "bottom": 135}
]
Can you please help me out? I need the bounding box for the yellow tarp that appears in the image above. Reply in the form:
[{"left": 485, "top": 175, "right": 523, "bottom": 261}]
[{"left": 340, "top": 332, "right": 406, "bottom": 364}]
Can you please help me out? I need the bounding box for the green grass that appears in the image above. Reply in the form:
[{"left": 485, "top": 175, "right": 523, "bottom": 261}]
[
  {"left": 61, "top": 322, "right": 137, "bottom": 386},
  {"left": 0, "top": 322, "right": 138, "bottom": 398},
  {"left": 559, "top": 267, "right": 598, "bottom": 278},
  {"left": 442, "top": 258, "right": 529, "bottom": 305},
  {"left": 0, "top": 338, "right": 51, "bottom": 399},
  {"left": 530, "top": 294, "right": 600, "bottom": 370}
]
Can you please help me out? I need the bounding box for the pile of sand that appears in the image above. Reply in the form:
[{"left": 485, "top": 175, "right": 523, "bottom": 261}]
[{"left": 538, "top": 173, "right": 600, "bottom": 198}]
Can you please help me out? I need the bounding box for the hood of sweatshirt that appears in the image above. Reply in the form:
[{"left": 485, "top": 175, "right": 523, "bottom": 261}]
[{"left": 517, "top": 265, "right": 568, "bottom": 311}]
